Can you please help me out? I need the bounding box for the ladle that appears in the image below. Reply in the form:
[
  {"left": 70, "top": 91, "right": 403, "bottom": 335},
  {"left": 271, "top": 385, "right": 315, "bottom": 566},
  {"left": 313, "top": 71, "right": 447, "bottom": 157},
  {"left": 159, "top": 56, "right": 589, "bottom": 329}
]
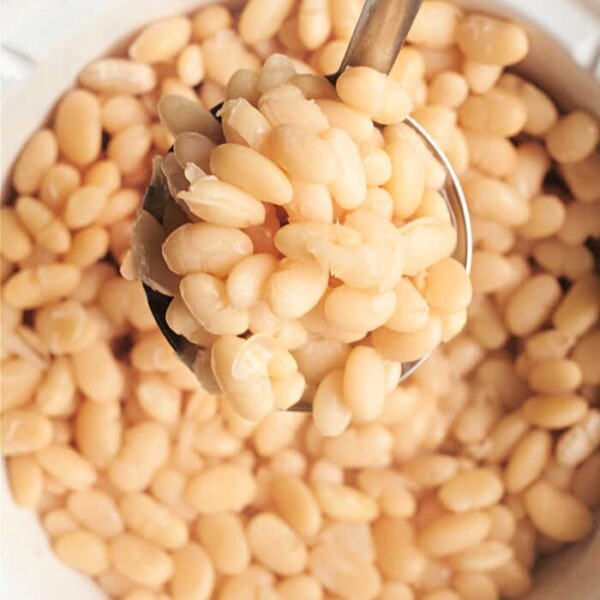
[{"left": 135, "top": 0, "right": 473, "bottom": 411}]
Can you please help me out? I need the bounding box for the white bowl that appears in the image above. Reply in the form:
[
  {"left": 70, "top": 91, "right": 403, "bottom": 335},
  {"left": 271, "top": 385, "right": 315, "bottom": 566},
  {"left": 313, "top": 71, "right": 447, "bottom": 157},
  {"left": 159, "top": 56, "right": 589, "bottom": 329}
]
[{"left": 1, "top": 1, "right": 599, "bottom": 599}]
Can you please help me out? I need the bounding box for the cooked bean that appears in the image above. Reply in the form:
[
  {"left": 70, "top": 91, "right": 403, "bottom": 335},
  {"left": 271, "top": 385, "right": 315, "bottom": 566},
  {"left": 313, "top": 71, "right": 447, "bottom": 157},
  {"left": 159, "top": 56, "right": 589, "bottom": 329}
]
[
  {"left": 552, "top": 274, "right": 600, "bottom": 336},
  {"left": 12, "top": 129, "right": 58, "bottom": 194},
  {"left": 55, "top": 530, "right": 109, "bottom": 575},
  {"left": 546, "top": 110, "right": 598, "bottom": 164},
  {"left": 522, "top": 395, "right": 588, "bottom": 430},
  {"left": 170, "top": 543, "right": 215, "bottom": 600},
  {"left": 504, "top": 429, "right": 551, "bottom": 493},
  {"left": 197, "top": 513, "right": 250, "bottom": 575},
  {"left": 438, "top": 468, "right": 503, "bottom": 512},
  {"left": 457, "top": 15, "right": 528, "bottom": 65},
  {"left": 523, "top": 481, "right": 593, "bottom": 542},
  {"left": 239, "top": 0, "right": 295, "bottom": 44},
  {"left": 54, "top": 90, "right": 102, "bottom": 167},
  {"left": 555, "top": 411, "right": 600, "bottom": 467},
  {"left": 128, "top": 17, "right": 191, "bottom": 64},
  {"left": 37, "top": 443, "right": 96, "bottom": 490},
  {"left": 1, "top": 409, "right": 53, "bottom": 456},
  {"left": 66, "top": 489, "right": 123, "bottom": 539}
]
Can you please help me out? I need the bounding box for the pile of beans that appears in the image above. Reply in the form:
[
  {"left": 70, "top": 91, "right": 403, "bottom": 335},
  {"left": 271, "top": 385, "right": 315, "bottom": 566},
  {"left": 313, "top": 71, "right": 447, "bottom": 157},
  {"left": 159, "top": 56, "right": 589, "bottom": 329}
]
[
  {"left": 1, "top": 1, "right": 599, "bottom": 599},
  {"left": 132, "top": 51, "right": 473, "bottom": 431}
]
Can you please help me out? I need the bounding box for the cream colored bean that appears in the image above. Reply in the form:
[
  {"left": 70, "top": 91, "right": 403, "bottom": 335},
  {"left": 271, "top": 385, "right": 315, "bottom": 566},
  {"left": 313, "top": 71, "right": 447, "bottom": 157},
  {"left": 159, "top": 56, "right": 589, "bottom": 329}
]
[
  {"left": 247, "top": 512, "right": 307, "bottom": 576},
  {"left": 224, "top": 253, "right": 278, "bottom": 310},
  {"left": 546, "top": 110, "right": 598, "bottom": 164},
  {"left": 342, "top": 347, "right": 386, "bottom": 421},
  {"left": 313, "top": 370, "right": 352, "bottom": 437},
  {"left": 412, "top": 105, "right": 456, "bottom": 152},
  {"left": 523, "top": 481, "right": 593, "bottom": 542},
  {"left": 268, "top": 123, "right": 335, "bottom": 183},
  {"left": 71, "top": 341, "right": 123, "bottom": 402},
  {"left": 169, "top": 543, "right": 215, "bottom": 600},
  {"left": 110, "top": 533, "right": 173, "bottom": 587},
  {"left": 324, "top": 286, "right": 396, "bottom": 333},
  {"left": 517, "top": 194, "right": 566, "bottom": 240},
  {"left": 0, "top": 208, "right": 33, "bottom": 262},
  {"left": 528, "top": 359, "right": 582, "bottom": 394},
  {"left": 75, "top": 400, "right": 121, "bottom": 468},
  {"left": 3, "top": 264, "right": 81, "bottom": 309},
  {"left": 37, "top": 443, "right": 96, "bottom": 490},
  {"left": 226, "top": 68, "right": 259, "bottom": 104},
  {"left": 486, "top": 413, "right": 530, "bottom": 463},
  {"left": 64, "top": 226, "right": 109, "bottom": 269},
  {"left": 276, "top": 575, "right": 323, "bottom": 600},
  {"left": 13, "top": 129, "right": 58, "bottom": 194},
  {"left": 438, "top": 468, "right": 503, "bottom": 512},
  {"left": 1, "top": 409, "right": 53, "bottom": 456},
  {"left": 239, "top": 0, "right": 295, "bottom": 44},
  {"left": 506, "top": 142, "right": 551, "bottom": 201},
  {"left": 211, "top": 143, "right": 292, "bottom": 206},
  {"left": 462, "top": 60, "right": 501, "bottom": 95},
  {"left": 107, "top": 422, "right": 169, "bottom": 492},
  {"left": 553, "top": 274, "right": 600, "bottom": 336},
  {"left": 221, "top": 98, "right": 271, "bottom": 152},
  {"left": 180, "top": 273, "right": 249, "bottom": 335},
  {"left": 54, "top": 90, "right": 102, "bottom": 167},
  {"left": 196, "top": 513, "right": 250, "bottom": 575},
  {"left": 157, "top": 95, "right": 222, "bottom": 142},
  {"left": 64, "top": 185, "right": 108, "bottom": 230},
  {"left": 463, "top": 176, "right": 529, "bottom": 226},
  {"left": 54, "top": 530, "right": 109, "bottom": 576},
  {"left": 555, "top": 411, "right": 600, "bottom": 467},
  {"left": 101, "top": 95, "right": 149, "bottom": 135},
  {"left": 428, "top": 71, "right": 469, "bottom": 108},
  {"left": 450, "top": 541, "right": 513, "bottom": 572},
  {"left": 174, "top": 132, "right": 215, "bottom": 174},
  {"left": 7, "top": 455, "right": 43, "bottom": 508},
  {"left": 84, "top": 161, "right": 122, "bottom": 195},
  {"left": 504, "top": 429, "right": 551, "bottom": 493},
  {"left": 337, "top": 66, "right": 413, "bottom": 124},
  {"left": 401, "top": 218, "right": 456, "bottom": 275},
  {"left": 15, "top": 195, "right": 70, "bottom": 254},
  {"left": 163, "top": 222, "right": 252, "bottom": 278},
  {"left": 505, "top": 274, "right": 561, "bottom": 337},
  {"left": 65, "top": 490, "right": 122, "bottom": 539},
  {"left": 324, "top": 127, "right": 368, "bottom": 210},
  {"left": 469, "top": 251, "right": 512, "bottom": 294},
  {"left": 120, "top": 492, "right": 188, "bottom": 549},
  {"left": 270, "top": 474, "right": 322, "bottom": 537},
  {"left": 403, "top": 454, "right": 458, "bottom": 487},
  {"left": 418, "top": 511, "right": 491, "bottom": 557},
  {"left": 463, "top": 129, "right": 516, "bottom": 177},
  {"left": 107, "top": 124, "right": 151, "bottom": 176},
  {"left": 386, "top": 278, "right": 430, "bottom": 333},
  {"left": 373, "top": 318, "right": 443, "bottom": 362},
  {"left": 80, "top": 59, "right": 157, "bottom": 96},
  {"left": 522, "top": 395, "right": 588, "bottom": 430},
  {"left": 457, "top": 15, "right": 528, "bottom": 65},
  {"left": 407, "top": 1, "right": 462, "bottom": 48},
  {"left": 459, "top": 88, "right": 527, "bottom": 137},
  {"left": 561, "top": 151, "right": 600, "bottom": 203},
  {"left": 314, "top": 483, "right": 379, "bottom": 523},
  {"left": 316, "top": 100, "right": 374, "bottom": 144},
  {"left": 265, "top": 258, "right": 328, "bottom": 320},
  {"left": 285, "top": 181, "right": 334, "bottom": 224},
  {"left": 297, "top": 0, "right": 331, "bottom": 49},
  {"left": 178, "top": 175, "right": 265, "bottom": 227},
  {"left": 184, "top": 464, "right": 255, "bottom": 513},
  {"left": 422, "top": 258, "right": 472, "bottom": 313},
  {"left": 192, "top": 4, "right": 232, "bottom": 40},
  {"left": 128, "top": 16, "right": 191, "bottom": 63}
]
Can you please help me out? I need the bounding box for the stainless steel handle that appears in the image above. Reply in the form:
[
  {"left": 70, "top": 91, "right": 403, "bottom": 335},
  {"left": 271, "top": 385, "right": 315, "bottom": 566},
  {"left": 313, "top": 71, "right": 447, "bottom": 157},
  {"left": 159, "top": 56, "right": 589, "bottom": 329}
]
[{"left": 337, "top": 0, "right": 424, "bottom": 76}]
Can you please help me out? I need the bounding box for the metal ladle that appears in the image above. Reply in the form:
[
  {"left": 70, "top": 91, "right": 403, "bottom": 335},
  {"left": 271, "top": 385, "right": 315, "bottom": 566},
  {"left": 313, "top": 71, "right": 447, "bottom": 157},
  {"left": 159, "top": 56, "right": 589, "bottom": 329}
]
[{"left": 136, "top": 0, "right": 472, "bottom": 411}]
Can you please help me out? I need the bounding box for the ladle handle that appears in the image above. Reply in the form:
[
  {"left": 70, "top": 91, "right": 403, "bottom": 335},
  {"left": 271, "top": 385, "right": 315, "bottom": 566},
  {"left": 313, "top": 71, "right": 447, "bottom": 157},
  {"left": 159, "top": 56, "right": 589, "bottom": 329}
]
[{"left": 337, "top": 0, "right": 423, "bottom": 76}]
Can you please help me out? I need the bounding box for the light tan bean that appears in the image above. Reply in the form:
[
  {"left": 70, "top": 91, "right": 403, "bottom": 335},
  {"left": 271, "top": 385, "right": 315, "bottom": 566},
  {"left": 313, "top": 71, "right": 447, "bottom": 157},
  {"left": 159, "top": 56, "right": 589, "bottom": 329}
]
[
  {"left": 336, "top": 66, "right": 413, "bottom": 124},
  {"left": 3, "top": 264, "right": 81, "bottom": 309},
  {"left": 54, "top": 89, "right": 102, "bottom": 167},
  {"left": 157, "top": 94, "right": 222, "bottom": 141},
  {"left": 37, "top": 443, "right": 96, "bottom": 490},
  {"left": 522, "top": 395, "right": 588, "bottom": 430},
  {"left": 14, "top": 196, "right": 69, "bottom": 253},
  {"left": 7, "top": 455, "right": 43, "bottom": 508},
  {"left": 1, "top": 409, "right": 53, "bottom": 456},
  {"left": 107, "top": 124, "right": 152, "bottom": 176},
  {"left": 505, "top": 274, "right": 561, "bottom": 337},
  {"left": 386, "top": 278, "right": 429, "bottom": 333},
  {"left": 64, "top": 226, "right": 110, "bottom": 269},
  {"left": 324, "top": 127, "right": 367, "bottom": 210},
  {"left": 463, "top": 129, "right": 516, "bottom": 177},
  {"left": 54, "top": 530, "right": 109, "bottom": 576},
  {"left": 239, "top": 0, "right": 295, "bottom": 44},
  {"left": 373, "top": 318, "right": 443, "bottom": 362},
  {"left": 572, "top": 454, "right": 600, "bottom": 507},
  {"left": 528, "top": 359, "right": 582, "bottom": 394},
  {"left": 64, "top": 185, "right": 108, "bottom": 230},
  {"left": 247, "top": 512, "right": 307, "bottom": 575},
  {"left": 314, "top": 483, "right": 379, "bottom": 523},
  {"left": 517, "top": 194, "right": 566, "bottom": 240},
  {"left": 523, "top": 480, "right": 593, "bottom": 542},
  {"left": 12, "top": 129, "right": 58, "bottom": 194},
  {"left": 211, "top": 143, "right": 292, "bottom": 205},
  {"left": 0, "top": 208, "right": 33, "bottom": 262},
  {"left": 342, "top": 346, "right": 386, "bottom": 421},
  {"left": 192, "top": 5, "right": 232, "bottom": 40},
  {"left": 71, "top": 341, "right": 123, "bottom": 402},
  {"left": 107, "top": 421, "right": 169, "bottom": 492},
  {"left": 555, "top": 411, "right": 600, "bottom": 467},
  {"left": 80, "top": 58, "right": 157, "bottom": 95},
  {"left": 552, "top": 274, "right": 600, "bottom": 336},
  {"left": 561, "top": 151, "right": 600, "bottom": 203},
  {"left": 422, "top": 258, "right": 472, "bottom": 313},
  {"left": 66, "top": 489, "right": 123, "bottom": 539},
  {"left": 459, "top": 88, "right": 527, "bottom": 137},
  {"left": 128, "top": 16, "right": 191, "bottom": 63},
  {"left": 110, "top": 533, "right": 173, "bottom": 587},
  {"left": 462, "top": 60, "right": 502, "bottom": 95},
  {"left": 313, "top": 370, "right": 352, "bottom": 437},
  {"left": 546, "top": 110, "right": 598, "bottom": 164},
  {"left": 418, "top": 511, "right": 491, "bottom": 557},
  {"left": 185, "top": 464, "right": 255, "bottom": 513},
  {"left": 428, "top": 71, "right": 469, "bottom": 108},
  {"left": 221, "top": 98, "right": 271, "bottom": 150},
  {"left": 438, "top": 468, "right": 503, "bottom": 512},
  {"left": 197, "top": 513, "right": 250, "bottom": 575},
  {"left": 120, "top": 492, "right": 188, "bottom": 549},
  {"left": 407, "top": 1, "right": 462, "bottom": 49},
  {"left": 74, "top": 400, "right": 121, "bottom": 468},
  {"left": 170, "top": 543, "right": 215, "bottom": 600},
  {"left": 163, "top": 222, "right": 252, "bottom": 278},
  {"left": 450, "top": 541, "right": 513, "bottom": 572},
  {"left": 504, "top": 429, "right": 551, "bottom": 493},
  {"left": 457, "top": 15, "right": 528, "bottom": 65}
]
